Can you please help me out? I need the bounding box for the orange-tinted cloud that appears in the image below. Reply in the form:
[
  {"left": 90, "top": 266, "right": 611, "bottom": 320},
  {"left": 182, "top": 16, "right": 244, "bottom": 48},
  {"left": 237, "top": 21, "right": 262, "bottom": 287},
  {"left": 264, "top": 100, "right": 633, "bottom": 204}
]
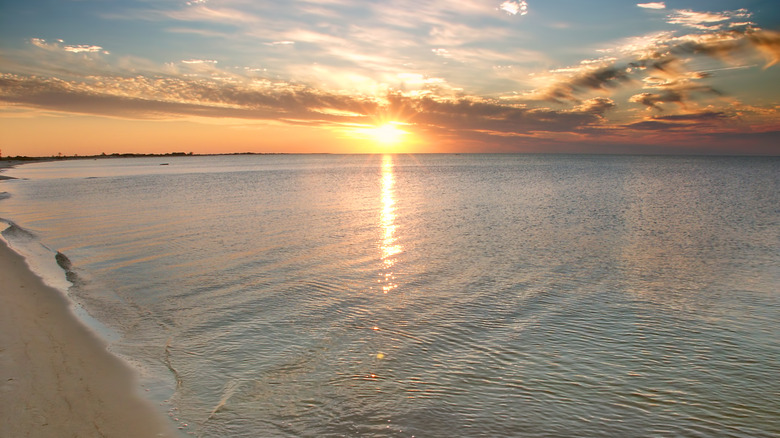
[{"left": 532, "top": 29, "right": 779, "bottom": 110}]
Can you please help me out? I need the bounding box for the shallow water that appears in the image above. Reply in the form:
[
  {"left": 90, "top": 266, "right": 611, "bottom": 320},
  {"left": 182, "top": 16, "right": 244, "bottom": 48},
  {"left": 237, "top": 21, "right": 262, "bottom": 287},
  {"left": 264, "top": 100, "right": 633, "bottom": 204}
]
[{"left": 1, "top": 154, "right": 778, "bottom": 437}]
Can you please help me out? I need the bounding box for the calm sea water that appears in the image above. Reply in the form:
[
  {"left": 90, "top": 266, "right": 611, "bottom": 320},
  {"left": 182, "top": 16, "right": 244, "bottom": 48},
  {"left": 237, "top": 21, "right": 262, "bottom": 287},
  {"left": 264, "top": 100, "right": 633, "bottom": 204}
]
[{"left": 1, "top": 154, "right": 778, "bottom": 437}]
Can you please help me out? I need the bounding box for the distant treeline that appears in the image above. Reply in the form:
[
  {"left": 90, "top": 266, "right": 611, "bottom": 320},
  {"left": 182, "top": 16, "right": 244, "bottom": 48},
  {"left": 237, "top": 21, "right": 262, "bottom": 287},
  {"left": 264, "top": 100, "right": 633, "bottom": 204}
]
[{"left": 0, "top": 152, "right": 290, "bottom": 161}]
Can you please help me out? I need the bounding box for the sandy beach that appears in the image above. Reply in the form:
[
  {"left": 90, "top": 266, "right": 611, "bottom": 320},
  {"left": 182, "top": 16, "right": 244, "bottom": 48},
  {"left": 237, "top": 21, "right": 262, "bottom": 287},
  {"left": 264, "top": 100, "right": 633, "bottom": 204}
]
[{"left": 1, "top": 162, "right": 179, "bottom": 437}]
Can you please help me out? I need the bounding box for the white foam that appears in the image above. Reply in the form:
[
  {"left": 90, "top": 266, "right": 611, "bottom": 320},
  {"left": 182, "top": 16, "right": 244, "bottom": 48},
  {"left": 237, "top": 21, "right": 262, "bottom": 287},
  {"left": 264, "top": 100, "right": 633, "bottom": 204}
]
[{"left": 1, "top": 220, "right": 72, "bottom": 292}]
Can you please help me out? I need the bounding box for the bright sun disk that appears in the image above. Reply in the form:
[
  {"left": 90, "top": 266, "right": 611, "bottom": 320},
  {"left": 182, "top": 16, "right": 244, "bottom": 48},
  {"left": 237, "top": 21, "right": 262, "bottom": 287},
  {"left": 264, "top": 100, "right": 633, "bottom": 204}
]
[{"left": 368, "top": 122, "right": 408, "bottom": 146}]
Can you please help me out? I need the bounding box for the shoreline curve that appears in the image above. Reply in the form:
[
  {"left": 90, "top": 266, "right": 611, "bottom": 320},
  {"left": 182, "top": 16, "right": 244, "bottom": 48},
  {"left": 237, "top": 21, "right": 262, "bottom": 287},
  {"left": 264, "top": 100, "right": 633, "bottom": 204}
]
[{"left": 0, "top": 162, "right": 180, "bottom": 437}]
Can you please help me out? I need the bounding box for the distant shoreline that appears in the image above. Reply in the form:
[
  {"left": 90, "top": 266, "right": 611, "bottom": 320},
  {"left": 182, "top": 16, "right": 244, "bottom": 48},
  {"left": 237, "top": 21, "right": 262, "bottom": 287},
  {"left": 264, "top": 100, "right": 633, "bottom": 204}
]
[
  {"left": 2, "top": 151, "right": 777, "bottom": 162},
  {"left": 0, "top": 151, "right": 300, "bottom": 163}
]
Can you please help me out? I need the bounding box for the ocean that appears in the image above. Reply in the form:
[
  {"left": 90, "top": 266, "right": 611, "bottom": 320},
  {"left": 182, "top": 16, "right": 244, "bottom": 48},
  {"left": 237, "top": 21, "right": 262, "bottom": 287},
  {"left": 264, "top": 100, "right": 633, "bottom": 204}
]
[{"left": 1, "top": 154, "right": 778, "bottom": 437}]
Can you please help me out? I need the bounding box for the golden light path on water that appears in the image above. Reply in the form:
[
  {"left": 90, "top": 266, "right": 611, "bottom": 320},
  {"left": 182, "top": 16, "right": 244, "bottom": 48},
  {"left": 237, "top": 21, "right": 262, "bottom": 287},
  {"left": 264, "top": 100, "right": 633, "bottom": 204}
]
[
  {"left": 379, "top": 154, "right": 401, "bottom": 293},
  {"left": 2, "top": 155, "right": 779, "bottom": 436}
]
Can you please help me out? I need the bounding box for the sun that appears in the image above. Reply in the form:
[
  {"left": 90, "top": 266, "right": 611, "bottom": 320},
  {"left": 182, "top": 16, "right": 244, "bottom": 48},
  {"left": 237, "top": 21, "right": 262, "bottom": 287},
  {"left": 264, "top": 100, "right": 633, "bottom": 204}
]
[
  {"left": 344, "top": 117, "right": 416, "bottom": 151},
  {"left": 352, "top": 121, "right": 409, "bottom": 147},
  {"left": 368, "top": 122, "right": 408, "bottom": 146}
]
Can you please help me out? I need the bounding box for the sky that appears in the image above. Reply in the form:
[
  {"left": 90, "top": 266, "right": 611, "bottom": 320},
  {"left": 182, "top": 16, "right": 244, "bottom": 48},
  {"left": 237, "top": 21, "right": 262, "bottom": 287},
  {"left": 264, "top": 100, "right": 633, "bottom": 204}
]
[{"left": 1, "top": 0, "right": 779, "bottom": 156}]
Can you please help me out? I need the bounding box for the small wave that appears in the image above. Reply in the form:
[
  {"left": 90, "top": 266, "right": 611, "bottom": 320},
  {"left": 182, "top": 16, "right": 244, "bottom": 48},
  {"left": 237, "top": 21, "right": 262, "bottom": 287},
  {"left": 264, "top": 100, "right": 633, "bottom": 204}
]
[
  {"left": 56, "top": 251, "right": 73, "bottom": 270},
  {"left": 2, "top": 220, "right": 81, "bottom": 284},
  {"left": 0, "top": 191, "right": 10, "bottom": 200},
  {"left": 0, "top": 219, "right": 76, "bottom": 292},
  {"left": 206, "top": 379, "right": 243, "bottom": 422},
  {"left": 165, "top": 338, "right": 184, "bottom": 390},
  {"left": 1, "top": 220, "right": 36, "bottom": 240},
  {"left": 55, "top": 250, "right": 84, "bottom": 286}
]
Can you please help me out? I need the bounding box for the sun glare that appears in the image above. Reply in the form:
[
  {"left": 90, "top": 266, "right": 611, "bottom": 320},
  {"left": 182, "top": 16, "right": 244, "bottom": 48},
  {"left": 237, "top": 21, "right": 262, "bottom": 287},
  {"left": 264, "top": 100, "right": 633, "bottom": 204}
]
[{"left": 365, "top": 122, "right": 409, "bottom": 146}]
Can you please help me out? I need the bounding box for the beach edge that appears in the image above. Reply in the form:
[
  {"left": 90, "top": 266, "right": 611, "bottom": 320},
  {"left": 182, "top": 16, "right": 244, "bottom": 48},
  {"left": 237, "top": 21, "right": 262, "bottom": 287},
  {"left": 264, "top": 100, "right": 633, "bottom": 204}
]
[{"left": 0, "top": 167, "right": 181, "bottom": 437}]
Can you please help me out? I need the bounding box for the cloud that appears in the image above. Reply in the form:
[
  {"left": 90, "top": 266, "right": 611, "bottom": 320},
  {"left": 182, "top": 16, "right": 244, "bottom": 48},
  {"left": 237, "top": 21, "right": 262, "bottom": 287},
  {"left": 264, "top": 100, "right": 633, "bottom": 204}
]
[
  {"left": 432, "top": 48, "right": 451, "bottom": 58},
  {"left": 626, "top": 111, "right": 730, "bottom": 130},
  {"left": 499, "top": 1, "right": 528, "bottom": 16},
  {"left": 531, "top": 27, "right": 779, "bottom": 110},
  {"left": 385, "top": 93, "right": 612, "bottom": 138},
  {"left": 64, "top": 45, "right": 106, "bottom": 54},
  {"left": 628, "top": 90, "right": 686, "bottom": 110},
  {"left": 626, "top": 119, "right": 684, "bottom": 130},
  {"left": 667, "top": 9, "right": 751, "bottom": 31},
  {"left": 0, "top": 70, "right": 617, "bottom": 142},
  {"left": 181, "top": 59, "right": 218, "bottom": 64},
  {"left": 164, "top": 5, "right": 259, "bottom": 25},
  {"left": 628, "top": 76, "right": 721, "bottom": 110},
  {"left": 30, "top": 38, "right": 109, "bottom": 55},
  {"left": 533, "top": 65, "right": 632, "bottom": 102},
  {"left": 4, "top": 3, "right": 778, "bottom": 154},
  {"left": 668, "top": 30, "right": 780, "bottom": 68},
  {"left": 30, "top": 38, "right": 55, "bottom": 50},
  {"left": 571, "top": 97, "right": 616, "bottom": 115},
  {"left": 0, "top": 73, "right": 378, "bottom": 123},
  {"left": 95, "top": 0, "right": 533, "bottom": 100},
  {"left": 746, "top": 31, "right": 780, "bottom": 68},
  {"left": 651, "top": 111, "right": 729, "bottom": 122},
  {"left": 166, "top": 27, "right": 232, "bottom": 38},
  {"left": 427, "top": 22, "right": 515, "bottom": 46}
]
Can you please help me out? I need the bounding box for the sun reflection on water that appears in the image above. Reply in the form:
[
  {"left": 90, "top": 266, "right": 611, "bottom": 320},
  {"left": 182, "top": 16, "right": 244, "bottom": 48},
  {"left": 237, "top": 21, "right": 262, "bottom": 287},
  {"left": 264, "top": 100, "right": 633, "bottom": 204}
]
[{"left": 380, "top": 155, "right": 401, "bottom": 293}]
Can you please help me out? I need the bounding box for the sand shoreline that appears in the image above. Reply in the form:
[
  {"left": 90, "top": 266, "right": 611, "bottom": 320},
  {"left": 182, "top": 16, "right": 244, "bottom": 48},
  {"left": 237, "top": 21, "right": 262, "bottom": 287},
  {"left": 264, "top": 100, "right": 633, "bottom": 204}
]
[{"left": 0, "top": 162, "right": 180, "bottom": 437}]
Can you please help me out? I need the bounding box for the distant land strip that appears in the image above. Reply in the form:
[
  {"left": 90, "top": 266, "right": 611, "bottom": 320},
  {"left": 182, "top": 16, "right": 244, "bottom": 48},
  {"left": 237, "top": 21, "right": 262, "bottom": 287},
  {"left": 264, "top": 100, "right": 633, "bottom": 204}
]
[{"left": 0, "top": 152, "right": 305, "bottom": 162}]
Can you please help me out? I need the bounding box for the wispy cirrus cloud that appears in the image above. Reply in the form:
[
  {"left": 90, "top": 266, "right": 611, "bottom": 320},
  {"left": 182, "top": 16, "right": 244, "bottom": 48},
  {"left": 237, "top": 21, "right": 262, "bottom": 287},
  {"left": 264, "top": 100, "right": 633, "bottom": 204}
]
[
  {"left": 93, "top": 0, "right": 533, "bottom": 99},
  {"left": 100, "top": 1, "right": 260, "bottom": 27},
  {"left": 667, "top": 9, "right": 751, "bottom": 31},
  {"left": 166, "top": 27, "right": 232, "bottom": 39},
  {"left": 163, "top": 4, "right": 260, "bottom": 25}
]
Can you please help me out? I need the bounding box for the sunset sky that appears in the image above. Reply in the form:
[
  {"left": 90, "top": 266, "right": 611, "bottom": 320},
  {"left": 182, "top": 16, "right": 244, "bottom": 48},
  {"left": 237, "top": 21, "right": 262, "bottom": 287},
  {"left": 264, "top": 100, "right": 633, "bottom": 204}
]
[{"left": 1, "top": 0, "right": 779, "bottom": 155}]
